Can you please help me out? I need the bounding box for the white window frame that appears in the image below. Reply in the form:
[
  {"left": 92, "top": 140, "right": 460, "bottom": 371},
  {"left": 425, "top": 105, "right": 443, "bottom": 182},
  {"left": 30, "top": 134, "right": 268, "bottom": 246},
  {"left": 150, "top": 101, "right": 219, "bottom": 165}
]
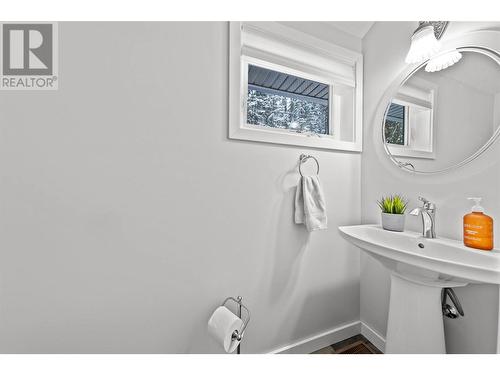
[
  {"left": 229, "top": 22, "right": 363, "bottom": 152},
  {"left": 386, "top": 86, "right": 437, "bottom": 160}
]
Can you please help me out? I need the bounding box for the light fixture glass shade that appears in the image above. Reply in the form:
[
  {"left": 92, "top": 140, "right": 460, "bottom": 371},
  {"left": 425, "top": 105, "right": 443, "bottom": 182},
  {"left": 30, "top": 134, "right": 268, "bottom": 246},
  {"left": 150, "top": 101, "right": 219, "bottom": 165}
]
[
  {"left": 425, "top": 49, "right": 462, "bottom": 72},
  {"left": 405, "top": 25, "right": 440, "bottom": 64}
]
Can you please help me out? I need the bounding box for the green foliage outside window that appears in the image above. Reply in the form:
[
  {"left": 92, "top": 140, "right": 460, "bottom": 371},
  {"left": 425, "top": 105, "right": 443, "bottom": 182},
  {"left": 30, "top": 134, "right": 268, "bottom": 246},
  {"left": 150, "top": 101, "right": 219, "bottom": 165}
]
[
  {"left": 247, "top": 89, "right": 328, "bottom": 135},
  {"left": 385, "top": 103, "right": 405, "bottom": 145}
]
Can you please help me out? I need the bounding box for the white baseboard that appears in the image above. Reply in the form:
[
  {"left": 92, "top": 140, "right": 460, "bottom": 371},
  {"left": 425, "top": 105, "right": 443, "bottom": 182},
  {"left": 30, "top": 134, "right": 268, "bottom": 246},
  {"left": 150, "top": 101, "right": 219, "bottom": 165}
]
[
  {"left": 268, "top": 320, "right": 386, "bottom": 354},
  {"left": 269, "top": 321, "right": 361, "bottom": 354},
  {"left": 360, "top": 321, "right": 386, "bottom": 353}
]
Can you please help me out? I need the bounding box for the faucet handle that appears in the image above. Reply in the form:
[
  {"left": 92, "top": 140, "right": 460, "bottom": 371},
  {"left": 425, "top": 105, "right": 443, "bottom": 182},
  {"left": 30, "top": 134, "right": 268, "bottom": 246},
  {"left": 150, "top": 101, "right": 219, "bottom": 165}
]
[
  {"left": 418, "top": 196, "right": 429, "bottom": 204},
  {"left": 418, "top": 196, "right": 436, "bottom": 210}
]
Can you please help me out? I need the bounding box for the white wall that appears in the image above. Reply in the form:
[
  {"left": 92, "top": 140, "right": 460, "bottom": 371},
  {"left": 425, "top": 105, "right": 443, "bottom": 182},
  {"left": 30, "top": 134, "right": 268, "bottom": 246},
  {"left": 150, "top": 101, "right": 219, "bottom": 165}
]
[
  {"left": 277, "top": 22, "right": 362, "bottom": 52},
  {"left": 361, "top": 21, "right": 500, "bottom": 353},
  {"left": 495, "top": 93, "right": 500, "bottom": 131},
  {"left": 0, "top": 22, "right": 362, "bottom": 353}
]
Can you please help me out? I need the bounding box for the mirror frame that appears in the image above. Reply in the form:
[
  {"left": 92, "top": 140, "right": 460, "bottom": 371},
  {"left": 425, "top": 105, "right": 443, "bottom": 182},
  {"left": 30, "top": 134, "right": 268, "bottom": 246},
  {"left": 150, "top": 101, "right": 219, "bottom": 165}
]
[{"left": 378, "top": 30, "right": 500, "bottom": 174}]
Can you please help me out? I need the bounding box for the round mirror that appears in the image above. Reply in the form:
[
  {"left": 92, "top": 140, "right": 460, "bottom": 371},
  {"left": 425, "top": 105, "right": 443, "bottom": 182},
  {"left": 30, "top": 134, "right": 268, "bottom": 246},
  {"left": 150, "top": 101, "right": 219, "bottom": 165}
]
[{"left": 382, "top": 47, "right": 500, "bottom": 173}]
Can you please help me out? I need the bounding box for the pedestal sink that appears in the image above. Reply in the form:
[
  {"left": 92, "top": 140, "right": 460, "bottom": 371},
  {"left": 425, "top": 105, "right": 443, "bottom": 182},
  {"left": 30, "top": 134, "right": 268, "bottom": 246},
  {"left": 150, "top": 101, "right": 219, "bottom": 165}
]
[{"left": 339, "top": 224, "right": 500, "bottom": 354}]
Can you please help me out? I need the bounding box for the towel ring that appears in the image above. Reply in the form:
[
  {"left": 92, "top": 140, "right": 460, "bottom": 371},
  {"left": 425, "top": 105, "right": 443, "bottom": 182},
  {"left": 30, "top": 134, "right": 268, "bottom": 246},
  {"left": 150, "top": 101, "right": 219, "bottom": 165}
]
[
  {"left": 299, "top": 154, "right": 320, "bottom": 177},
  {"left": 397, "top": 161, "right": 415, "bottom": 171}
]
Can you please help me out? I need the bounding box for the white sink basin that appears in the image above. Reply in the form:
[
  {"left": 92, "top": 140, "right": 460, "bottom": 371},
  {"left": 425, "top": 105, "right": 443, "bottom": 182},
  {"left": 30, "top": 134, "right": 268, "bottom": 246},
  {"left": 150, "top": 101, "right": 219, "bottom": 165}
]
[
  {"left": 339, "top": 224, "right": 500, "bottom": 353},
  {"left": 339, "top": 224, "right": 500, "bottom": 285}
]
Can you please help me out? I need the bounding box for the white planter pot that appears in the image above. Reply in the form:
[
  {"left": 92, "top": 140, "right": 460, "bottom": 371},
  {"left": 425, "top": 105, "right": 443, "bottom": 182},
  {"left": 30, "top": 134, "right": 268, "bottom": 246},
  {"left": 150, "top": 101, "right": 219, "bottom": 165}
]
[{"left": 381, "top": 213, "right": 405, "bottom": 232}]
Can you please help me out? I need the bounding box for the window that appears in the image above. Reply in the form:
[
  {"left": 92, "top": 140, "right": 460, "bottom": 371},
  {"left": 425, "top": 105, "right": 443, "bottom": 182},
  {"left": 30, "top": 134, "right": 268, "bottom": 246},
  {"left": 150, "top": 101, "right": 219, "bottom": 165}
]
[
  {"left": 385, "top": 79, "right": 436, "bottom": 159},
  {"left": 385, "top": 103, "right": 405, "bottom": 145},
  {"left": 246, "top": 64, "right": 329, "bottom": 135},
  {"left": 229, "top": 22, "right": 363, "bottom": 152}
]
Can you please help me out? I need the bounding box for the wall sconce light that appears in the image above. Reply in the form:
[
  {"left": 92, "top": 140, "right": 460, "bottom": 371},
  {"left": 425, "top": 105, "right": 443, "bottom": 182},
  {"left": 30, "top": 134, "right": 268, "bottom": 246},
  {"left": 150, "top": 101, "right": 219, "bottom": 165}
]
[
  {"left": 405, "top": 21, "right": 449, "bottom": 64},
  {"left": 425, "top": 49, "right": 462, "bottom": 72}
]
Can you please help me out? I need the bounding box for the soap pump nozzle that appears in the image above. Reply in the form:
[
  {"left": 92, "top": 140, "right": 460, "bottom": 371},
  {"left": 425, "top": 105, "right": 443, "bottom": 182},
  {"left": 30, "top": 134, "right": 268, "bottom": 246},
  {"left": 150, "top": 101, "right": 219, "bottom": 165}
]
[{"left": 467, "top": 197, "right": 484, "bottom": 213}]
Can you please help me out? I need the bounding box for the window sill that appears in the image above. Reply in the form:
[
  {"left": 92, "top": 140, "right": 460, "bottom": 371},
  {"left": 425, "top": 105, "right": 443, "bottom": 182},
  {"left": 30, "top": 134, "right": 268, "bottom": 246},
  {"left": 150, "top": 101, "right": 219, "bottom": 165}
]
[
  {"left": 387, "top": 144, "right": 435, "bottom": 159},
  {"left": 230, "top": 124, "right": 362, "bottom": 152}
]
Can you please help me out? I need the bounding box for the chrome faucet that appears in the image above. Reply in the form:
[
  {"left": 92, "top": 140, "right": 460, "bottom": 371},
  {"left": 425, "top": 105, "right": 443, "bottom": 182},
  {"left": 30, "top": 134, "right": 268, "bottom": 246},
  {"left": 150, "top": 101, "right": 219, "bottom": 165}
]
[{"left": 410, "top": 197, "right": 436, "bottom": 238}]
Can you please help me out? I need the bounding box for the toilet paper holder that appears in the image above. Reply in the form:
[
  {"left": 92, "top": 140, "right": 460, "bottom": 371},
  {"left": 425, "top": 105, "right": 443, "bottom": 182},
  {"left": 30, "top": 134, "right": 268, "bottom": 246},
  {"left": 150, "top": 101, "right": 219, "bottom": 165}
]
[{"left": 221, "top": 296, "right": 250, "bottom": 352}]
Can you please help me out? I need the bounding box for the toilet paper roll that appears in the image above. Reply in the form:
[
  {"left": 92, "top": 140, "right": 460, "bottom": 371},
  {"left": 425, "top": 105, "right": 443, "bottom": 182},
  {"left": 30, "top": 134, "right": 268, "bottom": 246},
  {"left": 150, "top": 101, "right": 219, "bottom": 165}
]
[{"left": 208, "top": 306, "right": 243, "bottom": 353}]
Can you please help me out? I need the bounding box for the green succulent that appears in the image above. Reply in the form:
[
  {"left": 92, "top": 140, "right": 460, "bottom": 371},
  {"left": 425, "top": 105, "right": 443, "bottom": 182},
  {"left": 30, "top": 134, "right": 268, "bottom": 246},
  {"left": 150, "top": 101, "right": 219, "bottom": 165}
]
[{"left": 378, "top": 194, "right": 408, "bottom": 215}]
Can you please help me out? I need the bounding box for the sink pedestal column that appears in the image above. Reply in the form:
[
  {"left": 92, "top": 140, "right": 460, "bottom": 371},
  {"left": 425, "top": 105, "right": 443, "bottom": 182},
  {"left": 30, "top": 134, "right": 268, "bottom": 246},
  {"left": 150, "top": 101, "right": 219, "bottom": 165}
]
[
  {"left": 497, "top": 287, "right": 500, "bottom": 354},
  {"left": 385, "top": 272, "right": 466, "bottom": 354}
]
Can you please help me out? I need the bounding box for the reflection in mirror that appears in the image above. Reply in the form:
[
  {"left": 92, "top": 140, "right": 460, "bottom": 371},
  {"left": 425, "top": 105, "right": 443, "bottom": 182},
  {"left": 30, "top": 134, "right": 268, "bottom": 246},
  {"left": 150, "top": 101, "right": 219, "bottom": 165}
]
[{"left": 383, "top": 48, "right": 500, "bottom": 173}]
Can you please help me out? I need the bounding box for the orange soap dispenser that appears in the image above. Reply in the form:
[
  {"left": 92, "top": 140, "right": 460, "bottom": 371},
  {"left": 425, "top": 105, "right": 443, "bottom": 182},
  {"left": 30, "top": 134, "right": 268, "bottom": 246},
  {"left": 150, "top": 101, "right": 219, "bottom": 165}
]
[{"left": 463, "top": 197, "right": 494, "bottom": 251}]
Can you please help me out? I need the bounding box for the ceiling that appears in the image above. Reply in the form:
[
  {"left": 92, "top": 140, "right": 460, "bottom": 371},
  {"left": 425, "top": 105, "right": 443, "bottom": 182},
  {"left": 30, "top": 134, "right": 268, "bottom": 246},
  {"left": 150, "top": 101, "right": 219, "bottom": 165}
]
[
  {"left": 248, "top": 64, "right": 329, "bottom": 101},
  {"left": 324, "top": 22, "right": 375, "bottom": 39}
]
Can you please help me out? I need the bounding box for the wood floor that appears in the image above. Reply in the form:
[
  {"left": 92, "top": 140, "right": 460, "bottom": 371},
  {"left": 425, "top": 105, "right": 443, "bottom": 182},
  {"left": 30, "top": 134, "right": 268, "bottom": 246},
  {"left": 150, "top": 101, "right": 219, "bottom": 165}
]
[{"left": 311, "top": 334, "right": 382, "bottom": 354}]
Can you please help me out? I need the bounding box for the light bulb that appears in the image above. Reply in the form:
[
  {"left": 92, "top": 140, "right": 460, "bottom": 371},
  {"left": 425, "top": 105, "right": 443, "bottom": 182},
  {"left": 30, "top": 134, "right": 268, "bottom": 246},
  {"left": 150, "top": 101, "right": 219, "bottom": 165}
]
[
  {"left": 405, "top": 25, "right": 440, "bottom": 64},
  {"left": 425, "top": 49, "right": 462, "bottom": 72}
]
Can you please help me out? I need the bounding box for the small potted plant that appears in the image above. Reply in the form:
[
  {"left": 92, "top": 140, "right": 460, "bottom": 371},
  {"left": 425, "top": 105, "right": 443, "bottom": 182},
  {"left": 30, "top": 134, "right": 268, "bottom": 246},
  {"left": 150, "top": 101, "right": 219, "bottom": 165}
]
[{"left": 378, "top": 194, "right": 408, "bottom": 232}]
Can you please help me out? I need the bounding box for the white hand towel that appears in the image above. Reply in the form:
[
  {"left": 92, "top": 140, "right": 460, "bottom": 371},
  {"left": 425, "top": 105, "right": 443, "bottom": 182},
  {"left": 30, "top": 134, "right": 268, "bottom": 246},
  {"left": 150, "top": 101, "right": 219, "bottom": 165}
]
[{"left": 294, "top": 175, "right": 327, "bottom": 231}]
